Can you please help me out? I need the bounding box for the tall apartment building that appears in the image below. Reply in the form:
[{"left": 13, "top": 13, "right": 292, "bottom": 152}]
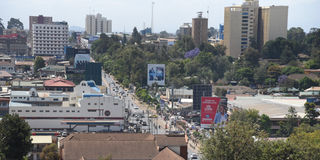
[
  {"left": 192, "top": 12, "right": 208, "bottom": 47},
  {"left": 258, "top": 6, "right": 288, "bottom": 50},
  {"left": 29, "top": 15, "right": 52, "bottom": 32},
  {"left": 85, "top": 13, "right": 112, "bottom": 35},
  {"left": 32, "top": 22, "right": 68, "bottom": 57},
  {"left": 179, "top": 23, "right": 192, "bottom": 37},
  {"left": 224, "top": 0, "right": 288, "bottom": 58}
]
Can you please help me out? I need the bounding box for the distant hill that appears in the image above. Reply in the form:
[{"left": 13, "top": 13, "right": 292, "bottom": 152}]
[{"left": 69, "top": 26, "right": 85, "bottom": 32}]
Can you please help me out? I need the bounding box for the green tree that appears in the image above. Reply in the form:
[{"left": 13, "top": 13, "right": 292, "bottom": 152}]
[
  {"left": 200, "top": 121, "right": 263, "bottom": 160},
  {"left": 280, "top": 46, "right": 296, "bottom": 64},
  {"left": 259, "top": 114, "right": 272, "bottom": 134},
  {"left": 129, "top": 27, "right": 141, "bottom": 45},
  {"left": 0, "top": 18, "right": 4, "bottom": 35},
  {"left": 215, "top": 88, "right": 227, "bottom": 97},
  {"left": 299, "top": 76, "right": 318, "bottom": 90},
  {"left": 288, "top": 27, "right": 305, "bottom": 43},
  {"left": 243, "top": 47, "right": 260, "bottom": 67},
  {"left": 40, "top": 143, "right": 59, "bottom": 160},
  {"left": 7, "top": 18, "right": 24, "bottom": 30},
  {"left": 304, "top": 102, "right": 319, "bottom": 126},
  {"left": 159, "top": 30, "right": 169, "bottom": 38},
  {"left": 0, "top": 114, "right": 32, "bottom": 160},
  {"left": 277, "top": 107, "right": 299, "bottom": 137},
  {"left": 34, "top": 56, "right": 45, "bottom": 73},
  {"left": 98, "top": 154, "right": 112, "bottom": 160},
  {"left": 281, "top": 66, "right": 304, "bottom": 75}
]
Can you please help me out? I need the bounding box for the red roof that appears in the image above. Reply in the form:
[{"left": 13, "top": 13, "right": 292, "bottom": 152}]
[
  {"left": 0, "top": 33, "right": 18, "bottom": 38},
  {"left": 44, "top": 78, "right": 75, "bottom": 87}
]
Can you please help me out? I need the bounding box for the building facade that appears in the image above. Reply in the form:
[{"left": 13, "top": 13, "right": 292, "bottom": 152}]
[
  {"left": 192, "top": 12, "right": 208, "bottom": 47},
  {"left": 224, "top": 0, "right": 288, "bottom": 58},
  {"left": 32, "top": 22, "right": 69, "bottom": 56},
  {"left": 192, "top": 84, "right": 212, "bottom": 110},
  {"left": 85, "top": 13, "right": 112, "bottom": 35},
  {"left": 179, "top": 23, "right": 192, "bottom": 37},
  {"left": 258, "top": 6, "right": 288, "bottom": 50},
  {"left": 0, "top": 34, "right": 28, "bottom": 55}
]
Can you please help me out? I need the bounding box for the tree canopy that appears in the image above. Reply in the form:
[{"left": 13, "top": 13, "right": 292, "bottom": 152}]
[
  {"left": 40, "top": 143, "right": 59, "bottom": 160},
  {"left": 0, "top": 114, "right": 32, "bottom": 159},
  {"left": 34, "top": 56, "right": 45, "bottom": 74},
  {"left": 7, "top": 18, "right": 24, "bottom": 30}
]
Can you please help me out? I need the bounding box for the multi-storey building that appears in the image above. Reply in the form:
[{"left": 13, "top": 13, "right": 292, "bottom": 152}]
[
  {"left": 85, "top": 13, "right": 112, "bottom": 35},
  {"left": 0, "top": 33, "right": 28, "bottom": 56},
  {"left": 224, "top": 0, "right": 288, "bottom": 58},
  {"left": 29, "top": 15, "right": 53, "bottom": 33},
  {"left": 179, "top": 23, "right": 192, "bottom": 37},
  {"left": 258, "top": 5, "right": 288, "bottom": 50},
  {"left": 192, "top": 12, "right": 208, "bottom": 47},
  {"left": 32, "top": 22, "right": 68, "bottom": 56}
]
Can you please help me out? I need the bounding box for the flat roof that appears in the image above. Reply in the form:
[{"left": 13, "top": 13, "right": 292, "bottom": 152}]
[
  {"left": 31, "top": 135, "right": 52, "bottom": 144},
  {"left": 61, "top": 120, "right": 120, "bottom": 125}
]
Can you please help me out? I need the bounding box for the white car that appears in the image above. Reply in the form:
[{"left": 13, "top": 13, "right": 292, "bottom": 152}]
[
  {"left": 190, "top": 153, "right": 198, "bottom": 159},
  {"left": 133, "top": 106, "right": 139, "bottom": 110}
]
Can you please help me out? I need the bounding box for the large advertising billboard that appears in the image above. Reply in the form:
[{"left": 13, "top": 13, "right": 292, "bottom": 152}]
[
  {"left": 147, "top": 64, "right": 165, "bottom": 86},
  {"left": 200, "top": 97, "right": 221, "bottom": 128}
]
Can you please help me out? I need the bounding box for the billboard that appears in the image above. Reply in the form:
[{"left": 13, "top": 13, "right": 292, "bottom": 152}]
[
  {"left": 147, "top": 64, "right": 165, "bottom": 86},
  {"left": 200, "top": 97, "right": 221, "bottom": 128}
]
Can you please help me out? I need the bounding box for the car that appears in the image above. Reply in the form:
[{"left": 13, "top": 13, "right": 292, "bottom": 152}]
[
  {"left": 190, "top": 153, "right": 198, "bottom": 159},
  {"left": 61, "top": 132, "right": 68, "bottom": 137},
  {"left": 134, "top": 106, "right": 139, "bottom": 110}
]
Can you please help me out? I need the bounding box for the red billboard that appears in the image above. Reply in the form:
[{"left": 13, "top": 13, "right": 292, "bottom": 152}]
[{"left": 201, "top": 97, "right": 221, "bottom": 128}]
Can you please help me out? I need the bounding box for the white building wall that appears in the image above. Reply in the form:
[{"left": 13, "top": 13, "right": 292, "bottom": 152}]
[{"left": 32, "top": 22, "right": 68, "bottom": 56}]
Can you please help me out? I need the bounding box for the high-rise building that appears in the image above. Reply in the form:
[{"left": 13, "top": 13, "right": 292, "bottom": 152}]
[
  {"left": 192, "top": 12, "right": 208, "bottom": 47},
  {"left": 29, "top": 15, "right": 52, "bottom": 32},
  {"left": 32, "top": 22, "right": 68, "bottom": 57},
  {"left": 258, "top": 6, "right": 288, "bottom": 50},
  {"left": 179, "top": 23, "right": 192, "bottom": 37},
  {"left": 224, "top": 0, "right": 259, "bottom": 58},
  {"left": 224, "top": 0, "right": 288, "bottom": 58},
  {"left": 85, "top": 14, "right": 112, "bottom": 35},
  {"left": 85, "top": 15, "right": 96, "bottom": 36},
  {"left": 193, "top": 84, "right": 212, "bottom": 110}
]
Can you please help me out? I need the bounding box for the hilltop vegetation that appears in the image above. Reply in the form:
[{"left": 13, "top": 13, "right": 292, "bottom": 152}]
[{"left": 92, "top": 27, "right": 320, "bottom": 90}]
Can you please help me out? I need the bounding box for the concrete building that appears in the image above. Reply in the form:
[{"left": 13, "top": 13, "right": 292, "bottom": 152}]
[
  {"left": 258, "top": 5, "right": 288, "bottom": 50},
  {"left": 85, "top": 13, "right": 112, "bottom": 35},
  {"left": 192, "top": 12, "right": 208, "bottom": 47},
  {"left": 224, "top": 0, "right": 288, "bottom": 58},
  {"left": 224, "top": 0, "right": 259, "bottom": 58},
  {"left": 179, "top": 23, "right": 192, "bottom": 37},
  {"left": 30, "top": 136, "right": 53, "bottom": 160},
  {"left": 32, "top": 22, "right": 69, "bottom": 57},
  {"left": 193, "top": 84, "right": 212, "bottom": 110},
  {"left": 0, "top": 33, "right": 28, "bottom": 56},
  {"left": 29, "top": 15, "right": 53, "bottom": 32},
  {"left": 43, "top": 77, "right": 75, "bottom": 92}
]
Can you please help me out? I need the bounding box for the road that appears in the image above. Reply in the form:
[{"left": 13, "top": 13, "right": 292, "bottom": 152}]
[{"left": 102, "top": 70, "right": 200, "bottom": 159}]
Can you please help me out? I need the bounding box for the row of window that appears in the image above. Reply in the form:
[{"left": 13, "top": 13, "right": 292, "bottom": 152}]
[
  {"left": 35, "top": 48, "right": 63, "bottom": 50},
  {"left": 34, "top": 37, "right": 66, "bottom": 40},
  {"left": 35, "top": 26, "right": 68, "bottom": 30},
  {"left": 35, "top": 44, "right": 63, "bottom": 47},
  {"left": 87, "top": 102, "right": 118, "bottom": 106},
  {"left": 34, "top": 40, "right": 68, "bottom": 43},
  {"left": 34, "top": 51, "right": 63, "bottom": 54},
  {"left": 35, "top": 30, "right": 68, "bottom": 33},
  {"left": 12, "top": 109, "right": 79, "bottom": 113}
]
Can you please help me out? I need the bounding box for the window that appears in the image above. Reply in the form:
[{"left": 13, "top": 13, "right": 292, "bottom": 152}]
[
  {"left": 59, "top": 110, "right": 63, "bottom": 112},
  {"left": 26, "top": 110, "right": 30, "bottom": 112},
  {"left": 11, "top": 110, "right": 15, "bottom": 112},
  {"left": 101, "top": 103, "right": 103, "bottom": 105},
  {"left": 242, "top": 12, "right": 248, "bottom": 15},
  {"left": 32, "top": 110, "right": 36, "bottom": 112},
  {"left": 114, "top": 103, "right": 118, "bottom": 105},
  {"left": 88, "top": 103, "right": 91, "bottom": 105},
  {"left": 41, "top": 98, "right": 45, "bottom": 100},
  {"left": 77, "top": 110, "right": 80, "bottom": 113},
  {"left": 40, "top": 110, "right": 44, "bottom": 112},
  {"left": 72, "top": 110, "right": 75, "bottom": 112},
  {"left": 94, "top": 103, "right": 97, "bottom": 105},
  {"left": 53, "top": 98, "right": 58, "bottom": 101},
  {"left": 45, "top": 110, "right": 50, "bottom": 112},
  {"left": 18, "top": 110, "right": 22, "bottom": 112},
  {"left": 88, "top": 109, "right": 97, "bottom": 112},
  {"left": 66, "top": 110, "right": 70, "bottom": 112}
]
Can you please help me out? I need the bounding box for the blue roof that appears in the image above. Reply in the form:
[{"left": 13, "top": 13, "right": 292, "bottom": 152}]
[
  {"left": 87, "top": 81, "right": 100, "bottom": 93},
  {"left": 83, "top": 93, "right": 103, "bottom": 98}
]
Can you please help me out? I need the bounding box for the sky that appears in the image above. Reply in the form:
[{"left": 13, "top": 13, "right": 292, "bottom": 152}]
[{"left": 1, "top": 0, "right": 319, "bottom": 33}]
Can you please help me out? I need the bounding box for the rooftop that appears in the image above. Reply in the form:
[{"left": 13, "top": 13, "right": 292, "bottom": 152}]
[
  {"left": 0, "top": 71, "right": 12, "bottom": 78},
  {"left": 152, "top": 147, "right": 184, "bottom": 160},
  {"left": 44, "top": 78, "right": 75, "bottom": 87},
  {"left": 31, "top": 135, "right": 52, "bottom": 144}
]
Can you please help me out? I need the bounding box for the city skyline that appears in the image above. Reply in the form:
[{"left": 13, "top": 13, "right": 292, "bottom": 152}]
[{"left": 1, "top": 0, "right": 319, "bottom": 33}]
